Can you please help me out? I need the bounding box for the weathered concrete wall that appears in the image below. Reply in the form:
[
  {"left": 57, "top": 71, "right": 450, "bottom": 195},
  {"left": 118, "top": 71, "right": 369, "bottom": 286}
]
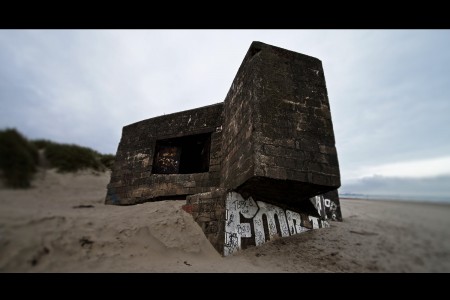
[
  {"left": 184, "top": 189, "right": 227, "bottom": 254},
  {"left": 106, "top": 103, "right": 224, "bottom": 205},
  {"left": 219, "top": 41, "right": 341, "bottom": 214},
  {"left": 220, "top": 46, "right": 259, "bottom": 190},
  {"left": 252, "top": 42, "right": 340, "bottom": 188},
  {"left": 184, "top": 190, "right": 333, "bottom": 256}
]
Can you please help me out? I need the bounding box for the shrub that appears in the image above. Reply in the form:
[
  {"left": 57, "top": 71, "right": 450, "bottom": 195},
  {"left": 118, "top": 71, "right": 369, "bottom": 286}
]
[
  {"left": 0, "top": 128, "right": 38, "bottom": 188},
  {"left": 100, "top": 154, "right": 115, "bottom": 170},
  {"left": 32, "top": 139, "right": 115, "bottom": 173},
  {"left": 32, "top": 139, "right": 55, "bottom": 150},
  {"left": 42, "top": 142, "right": 104, "bottom": 173}
]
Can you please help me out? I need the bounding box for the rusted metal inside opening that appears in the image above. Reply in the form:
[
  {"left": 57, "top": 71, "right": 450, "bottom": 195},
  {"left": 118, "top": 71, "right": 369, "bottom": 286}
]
[{"left": 152, "top": 132, "right": 212, "bottom": 174}]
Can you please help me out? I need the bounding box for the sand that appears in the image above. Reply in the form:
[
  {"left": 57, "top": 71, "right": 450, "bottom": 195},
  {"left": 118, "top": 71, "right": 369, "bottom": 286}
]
[{"left": 1, "top": 169, "right": 449, "bottom": 272}]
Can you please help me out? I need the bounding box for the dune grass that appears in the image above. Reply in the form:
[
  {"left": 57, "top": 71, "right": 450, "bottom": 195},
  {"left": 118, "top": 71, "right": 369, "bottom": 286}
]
[
  {"left": 33, "top": 139, "right": 107, "bottom": 173},
  {"left": 0, "top": 128, "right": 115, "bottom": 188},
  {"left": 0, "top": 129, "right": 39, "bottom": 188}
]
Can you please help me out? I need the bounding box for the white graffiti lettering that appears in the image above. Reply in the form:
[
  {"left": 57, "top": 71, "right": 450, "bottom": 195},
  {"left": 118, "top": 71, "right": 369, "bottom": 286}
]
[{"left": 224, "top": 192, "right": 330, "bottom": 256}]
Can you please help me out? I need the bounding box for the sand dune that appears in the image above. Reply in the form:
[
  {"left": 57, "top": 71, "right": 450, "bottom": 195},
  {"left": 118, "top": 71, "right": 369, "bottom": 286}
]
[{"left": 1, "top": 169, "right": 449, "bottom": 272}]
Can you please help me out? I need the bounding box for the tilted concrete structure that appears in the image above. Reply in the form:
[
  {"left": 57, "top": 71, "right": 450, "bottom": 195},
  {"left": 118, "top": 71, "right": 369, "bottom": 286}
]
[{"left": 106, "top": 42, "right": 342, "bottom": 255}]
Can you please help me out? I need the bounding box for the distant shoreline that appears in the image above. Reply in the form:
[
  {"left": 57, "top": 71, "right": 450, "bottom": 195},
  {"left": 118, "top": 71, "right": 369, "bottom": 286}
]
[{"left": 340, "top": 196, "right": 450, "bottom": 206}]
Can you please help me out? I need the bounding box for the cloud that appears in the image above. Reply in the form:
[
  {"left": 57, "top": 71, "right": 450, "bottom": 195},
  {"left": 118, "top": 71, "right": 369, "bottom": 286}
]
[
  {"left": 344, "top": 155, "right": 450, "bottom": 181},
  {"left": 340, "top": 174, "right": 450, "bottom": 200}
]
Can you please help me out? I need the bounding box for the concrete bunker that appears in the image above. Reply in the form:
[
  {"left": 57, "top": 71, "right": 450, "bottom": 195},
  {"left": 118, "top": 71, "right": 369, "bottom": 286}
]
[{"left": 106, "top": 41, "right": 343, "bottom": 255}]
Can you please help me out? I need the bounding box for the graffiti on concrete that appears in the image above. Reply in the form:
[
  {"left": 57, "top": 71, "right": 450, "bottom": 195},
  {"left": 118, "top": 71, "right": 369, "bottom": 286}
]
[
  {"left": 224, "top": 192, "right": 330, "bottom": 256},
  {"left": 325, "top": 198, "right": 340, "bottom": 221}
]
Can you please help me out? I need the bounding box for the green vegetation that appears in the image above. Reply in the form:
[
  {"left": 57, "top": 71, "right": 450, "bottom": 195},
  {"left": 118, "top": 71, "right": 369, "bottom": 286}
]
[
  {"left": 33, "top": 139, "right": 108, "bottom": 173},
  {"left": 0, "top": 129, "right": 39, "bottom": 187},
  {"left": 100, "top": 154, "right": 115, "bottom": 170},
  {"left": 0, "top": 128, "right": 115, "bottom": 188}
]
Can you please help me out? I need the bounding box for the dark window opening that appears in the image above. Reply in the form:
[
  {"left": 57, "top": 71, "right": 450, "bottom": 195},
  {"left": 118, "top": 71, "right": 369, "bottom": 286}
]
[
  {"left": 152, "top": 132, "right": 211, "bottom": 174},
  {"left": 153, "top": 194, "right": 188, "bottom": 201}
]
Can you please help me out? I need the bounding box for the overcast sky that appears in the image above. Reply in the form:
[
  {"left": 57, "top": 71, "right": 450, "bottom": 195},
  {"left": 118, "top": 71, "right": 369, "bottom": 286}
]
[{"left": 1, "top": 30, "right": 449, "bottom": 199}]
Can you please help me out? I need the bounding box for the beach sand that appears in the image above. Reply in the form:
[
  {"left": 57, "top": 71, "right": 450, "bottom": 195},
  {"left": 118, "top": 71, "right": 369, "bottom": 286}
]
[{"left": 1, "top": 169, "right": 449, "bottom": 272}]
